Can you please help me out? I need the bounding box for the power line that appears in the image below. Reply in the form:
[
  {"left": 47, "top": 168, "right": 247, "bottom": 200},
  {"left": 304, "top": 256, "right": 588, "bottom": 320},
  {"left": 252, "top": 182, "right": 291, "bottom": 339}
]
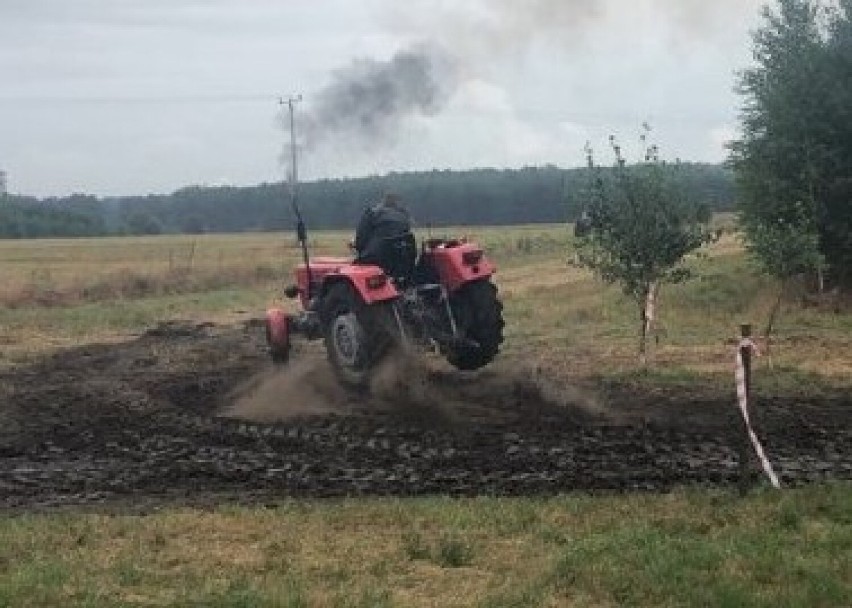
[{"left": 0, "top": 93, "right": 280, "bottom": 105}]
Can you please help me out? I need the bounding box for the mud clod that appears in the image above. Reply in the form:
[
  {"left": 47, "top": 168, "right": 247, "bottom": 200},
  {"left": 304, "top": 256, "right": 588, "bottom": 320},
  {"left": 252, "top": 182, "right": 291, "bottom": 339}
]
[{"left": 0, "top": 321, "right": 850, "bottom": 511}]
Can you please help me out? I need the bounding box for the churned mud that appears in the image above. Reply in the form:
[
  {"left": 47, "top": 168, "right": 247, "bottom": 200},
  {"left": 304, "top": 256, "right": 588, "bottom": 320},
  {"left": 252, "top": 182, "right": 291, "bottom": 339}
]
[{"left": 0, "top": 320, "right": 849, "bottom": 511}]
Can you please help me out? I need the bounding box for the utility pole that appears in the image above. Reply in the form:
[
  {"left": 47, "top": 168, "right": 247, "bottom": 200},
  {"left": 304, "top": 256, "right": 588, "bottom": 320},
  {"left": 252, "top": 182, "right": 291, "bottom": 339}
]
[{"left": 280, "top": 95, "right": 302, "bottom": 205}]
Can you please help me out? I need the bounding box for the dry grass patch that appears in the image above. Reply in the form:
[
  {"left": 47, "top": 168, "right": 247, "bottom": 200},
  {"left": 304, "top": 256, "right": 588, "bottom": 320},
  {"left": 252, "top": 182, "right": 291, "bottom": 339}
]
[
  {"left": 0, "top": 226, "right": 565, "bottom": 308},
  {"left": 0, "top": 233, "right": 315, "bottom": 308}
]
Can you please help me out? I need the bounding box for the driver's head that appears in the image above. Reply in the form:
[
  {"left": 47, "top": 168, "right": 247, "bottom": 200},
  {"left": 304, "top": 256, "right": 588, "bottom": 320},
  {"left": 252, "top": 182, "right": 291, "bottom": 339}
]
[{"left": 382, "top": 193, "right": 403, "bottom": 209}]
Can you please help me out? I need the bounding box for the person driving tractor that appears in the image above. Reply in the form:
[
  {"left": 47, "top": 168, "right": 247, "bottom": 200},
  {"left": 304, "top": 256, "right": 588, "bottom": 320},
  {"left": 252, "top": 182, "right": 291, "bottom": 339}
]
[{"left": 353, "top": 193, "right": 414, "bottom": 271}]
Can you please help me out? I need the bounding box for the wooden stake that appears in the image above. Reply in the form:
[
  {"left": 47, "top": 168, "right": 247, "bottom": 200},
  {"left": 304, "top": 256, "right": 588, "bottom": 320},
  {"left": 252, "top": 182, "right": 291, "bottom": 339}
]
[{"left": 738, "top": 323, "right": 753, "bottom": 496}]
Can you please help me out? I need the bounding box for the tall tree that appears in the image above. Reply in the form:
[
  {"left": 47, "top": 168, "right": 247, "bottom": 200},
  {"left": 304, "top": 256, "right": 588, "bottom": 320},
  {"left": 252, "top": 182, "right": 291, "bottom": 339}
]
[
  {"left": 821, "top": 0, "right": 852, "bottom": 285},
  {"left": 731, "top": 0, "right": 852, "bottom": 288}
]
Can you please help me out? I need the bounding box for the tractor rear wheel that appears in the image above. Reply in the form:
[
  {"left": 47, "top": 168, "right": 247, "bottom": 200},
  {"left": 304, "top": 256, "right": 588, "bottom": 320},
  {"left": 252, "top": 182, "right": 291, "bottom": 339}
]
[
  {"left": 322, "top": 282, "right": 396, "bottom": 387},
  {"left": 446, "top": 280, "right": 504, "bottom": 371}
]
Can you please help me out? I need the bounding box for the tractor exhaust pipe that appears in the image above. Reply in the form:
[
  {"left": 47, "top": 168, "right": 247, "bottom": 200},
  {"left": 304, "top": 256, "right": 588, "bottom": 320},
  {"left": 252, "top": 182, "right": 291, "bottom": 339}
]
[
  {"left": 267, "top": 96, "right": 316, "bottom": 366},
  {"left": 281, "top": 95, "right": 313, "bottom": 300}
]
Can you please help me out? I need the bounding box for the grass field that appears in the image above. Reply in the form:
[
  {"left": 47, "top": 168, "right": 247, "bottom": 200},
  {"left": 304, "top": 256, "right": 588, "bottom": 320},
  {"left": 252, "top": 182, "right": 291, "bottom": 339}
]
[
  {"left": 0, "top": 227, "right": 567, "bottom": 357},
  {"left": 2, "top": 223, "right": 850, "bottom": 380},
  {"left": 1, "top": 224, "right": 850, "bottom": 606},
  {"left": 1, "top": 487, "right": 849, "bottom": 607}
]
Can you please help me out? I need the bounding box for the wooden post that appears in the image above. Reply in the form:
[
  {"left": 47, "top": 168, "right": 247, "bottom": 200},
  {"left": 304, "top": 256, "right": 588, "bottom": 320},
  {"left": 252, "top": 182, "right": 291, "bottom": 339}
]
[{"left": 738, "top": 323, "right": 753, "bottom": 496}]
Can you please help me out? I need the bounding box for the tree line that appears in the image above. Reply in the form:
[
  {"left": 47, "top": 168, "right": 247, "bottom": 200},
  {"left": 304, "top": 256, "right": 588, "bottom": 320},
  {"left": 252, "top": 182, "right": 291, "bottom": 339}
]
[{"left": 0, "top": 164, "right": 734, "bottom": 239}]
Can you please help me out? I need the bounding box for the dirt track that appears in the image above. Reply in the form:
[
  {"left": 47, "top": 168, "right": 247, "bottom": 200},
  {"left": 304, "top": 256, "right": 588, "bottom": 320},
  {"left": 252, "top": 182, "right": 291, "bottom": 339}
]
[{"left": 1, "top": 321, "right": 850, "bottom": 511}]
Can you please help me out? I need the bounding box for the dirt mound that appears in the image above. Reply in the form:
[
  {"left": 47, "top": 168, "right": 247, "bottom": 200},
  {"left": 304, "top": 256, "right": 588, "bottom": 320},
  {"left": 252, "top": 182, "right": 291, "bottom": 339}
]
[{"left": 0, "top": 321, "right": 850, "bottom": 511}]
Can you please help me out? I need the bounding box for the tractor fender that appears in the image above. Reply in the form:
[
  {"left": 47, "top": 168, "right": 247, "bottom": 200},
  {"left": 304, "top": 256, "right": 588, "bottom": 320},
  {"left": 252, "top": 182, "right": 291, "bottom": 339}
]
[
  {"left": 427, "top": 243, "right": 497, "bottom": 293},
  {"left": 265, "top": 308, "right": 291, "bottom": 362},
  {"left": 318, "top": 265, "right": 400, "bottom": 306}
]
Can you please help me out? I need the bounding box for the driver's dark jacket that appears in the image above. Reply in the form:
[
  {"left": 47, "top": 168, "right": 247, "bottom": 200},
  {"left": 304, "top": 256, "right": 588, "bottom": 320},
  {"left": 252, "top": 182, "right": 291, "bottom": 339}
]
[{"left": 354, "top": 203, "right": 412, "bottom": 262}]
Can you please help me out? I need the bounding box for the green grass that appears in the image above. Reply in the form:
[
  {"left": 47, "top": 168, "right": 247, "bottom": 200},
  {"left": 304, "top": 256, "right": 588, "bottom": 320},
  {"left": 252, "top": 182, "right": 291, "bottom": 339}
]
[
  {"left": 0, "top": 224, "right": 573, "bottom": 358},
  {"left": 0, "top": 486, "right": 848, "bottom": 607}
]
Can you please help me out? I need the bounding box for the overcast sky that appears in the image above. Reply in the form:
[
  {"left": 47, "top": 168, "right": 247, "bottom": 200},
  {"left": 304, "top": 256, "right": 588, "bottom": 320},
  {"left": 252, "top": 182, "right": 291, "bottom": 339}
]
[{"left": 0, "top": 0, "right": 766, "bottom": 197}]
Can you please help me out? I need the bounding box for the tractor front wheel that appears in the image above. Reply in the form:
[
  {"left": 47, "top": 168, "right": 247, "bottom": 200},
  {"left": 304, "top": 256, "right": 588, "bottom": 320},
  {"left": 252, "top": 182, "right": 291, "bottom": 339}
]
[{"left": 265, "top": 308, "right": 290, "bottom": 367}]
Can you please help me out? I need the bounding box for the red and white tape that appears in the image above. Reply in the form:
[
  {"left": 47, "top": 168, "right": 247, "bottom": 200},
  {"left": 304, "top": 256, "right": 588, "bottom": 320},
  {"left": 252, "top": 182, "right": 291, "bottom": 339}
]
[{"left": 735, "top": 338, "right": 781, "bottom": 489}]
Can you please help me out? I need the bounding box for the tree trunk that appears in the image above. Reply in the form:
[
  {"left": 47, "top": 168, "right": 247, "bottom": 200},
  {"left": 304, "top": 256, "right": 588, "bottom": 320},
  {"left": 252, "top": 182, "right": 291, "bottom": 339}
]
[
  {"left": 764, "top": 280, "right": 785, "bottom": 338},
  {"left": 645, "top": 281, "right": 658, "bottom": 344},
  {"left": 637, "top": 282, "right": 657, "bottom": 366},
  {"left": 638, "top": 301, "right": 648, "bottom": 366},
  {"left": 763, "top": 279, "right": 786, "bottom": 364},
  {"left": 763, "top": 279, "right": 787, "bottom": 367}
]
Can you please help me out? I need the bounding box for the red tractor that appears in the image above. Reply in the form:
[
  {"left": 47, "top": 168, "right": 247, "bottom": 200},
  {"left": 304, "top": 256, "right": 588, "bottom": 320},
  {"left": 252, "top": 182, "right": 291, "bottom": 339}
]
[{"left": 265, "top": 233, "right": 504, "bottom": 387}]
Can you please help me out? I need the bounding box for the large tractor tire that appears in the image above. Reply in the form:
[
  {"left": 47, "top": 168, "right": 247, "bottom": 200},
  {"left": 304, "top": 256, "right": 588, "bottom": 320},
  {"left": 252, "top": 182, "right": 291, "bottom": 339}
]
[
  {"left": 446, "top": 280, "right": 504, "bottom": 371},
  {"left": 322, "top": 282, "right": 396, "bottom": 387}
]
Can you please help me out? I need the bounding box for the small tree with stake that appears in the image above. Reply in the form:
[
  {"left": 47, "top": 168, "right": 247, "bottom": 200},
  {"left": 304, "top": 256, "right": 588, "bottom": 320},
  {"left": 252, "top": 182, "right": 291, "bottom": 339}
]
[{"left": 576, "top": 128, "right": 715, "bottom": 364}]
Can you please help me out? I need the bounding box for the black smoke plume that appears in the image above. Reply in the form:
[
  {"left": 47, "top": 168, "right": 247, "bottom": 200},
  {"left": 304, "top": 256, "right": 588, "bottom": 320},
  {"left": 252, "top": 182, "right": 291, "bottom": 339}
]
[{"left": 298, "top": 42, "right": 457, "bottom": 152}]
